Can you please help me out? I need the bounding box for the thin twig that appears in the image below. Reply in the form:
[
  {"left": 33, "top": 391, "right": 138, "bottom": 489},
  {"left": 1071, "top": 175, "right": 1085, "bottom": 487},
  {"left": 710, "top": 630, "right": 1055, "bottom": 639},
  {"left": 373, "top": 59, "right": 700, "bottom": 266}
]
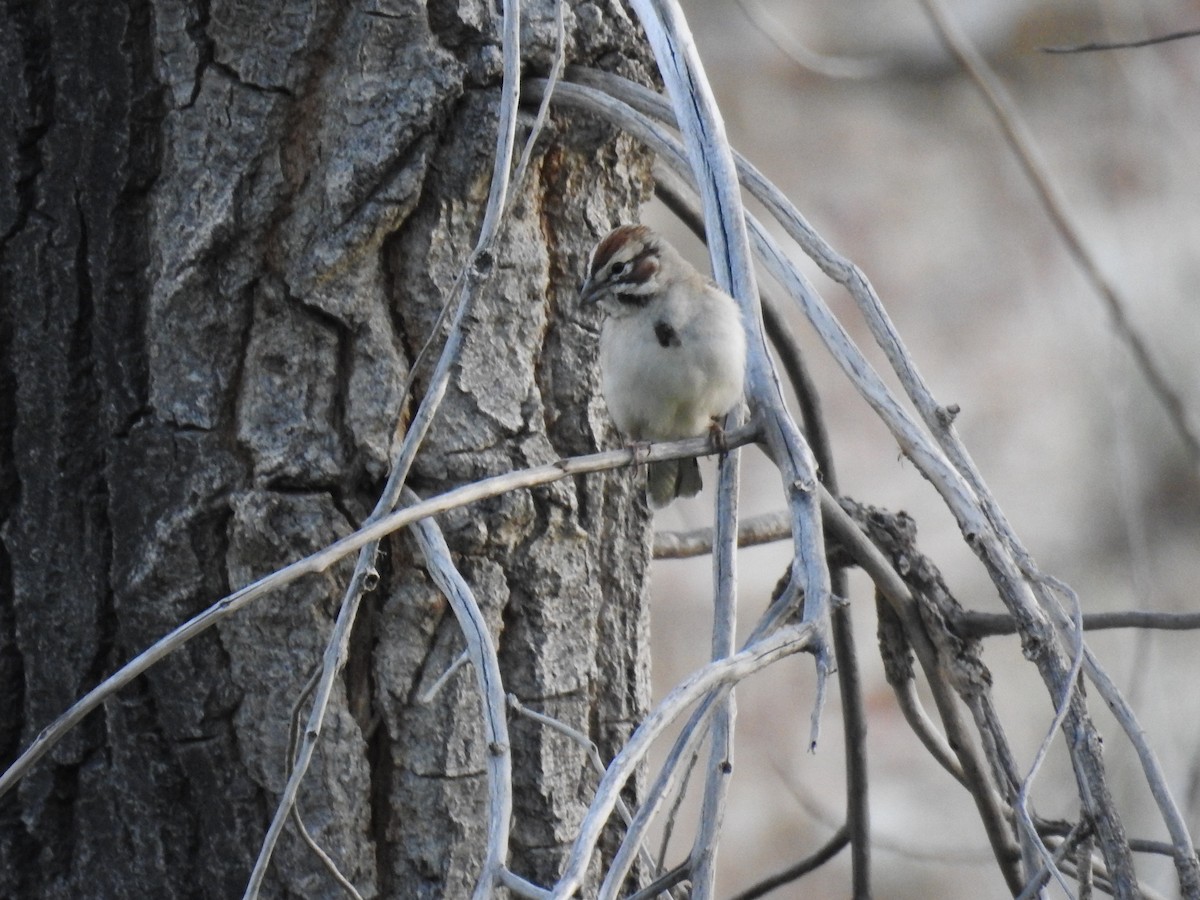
[
  {"left": 290, "top": 802, "right": 365, "bottom": 900},
  {"left": 387, "top": 0, "right": 567, "bottom": 435},
  {"left": 730, "top": 826, "right": 849, "bottom": 900},
  {"left": 1016, "top": 819, "right": 1091, "bottom": 900},
  {"left": 242, "top": 560, "right": 377, "bottom": 900},
  {"left": 657, "top": 742, "right": 703, "bottom": 872},
  {"left": 505, "top": 695, "right": 658, "bottom": 878},
  {"left": 829, "top": 596, "right": 871, "bottom": 897},
  {"left": 732, "top": 0, "right": 887, "bottom": 79},
  {"left": 286, "top": 665, "right": 322, "bottom": 776},
  {"left": 954, "top": 608, "right": 1200, "bottom": 638},
  {"left": 918, "top": 0, "right": 1200, "bottom": 465},
  {"left": 1043, "top": 28, "right": 1200, "bottom": 53},
  {"left": 624, "top": 863, "right": 691, "bottom": 900},
  {"left": 890, "top": 677, "right": 965, "bottom": 785},
  {"left": 418, "top": 649, "right": 470, "bottom": 704},
  {"left": 380, "top": 0, "right": 526, "bottom": 508},
  {"left": 507, "top": 0, "right": 567, "bottom": 207},
  {"left": 281, "top": 669, "right": 364, "bottom": 900}
]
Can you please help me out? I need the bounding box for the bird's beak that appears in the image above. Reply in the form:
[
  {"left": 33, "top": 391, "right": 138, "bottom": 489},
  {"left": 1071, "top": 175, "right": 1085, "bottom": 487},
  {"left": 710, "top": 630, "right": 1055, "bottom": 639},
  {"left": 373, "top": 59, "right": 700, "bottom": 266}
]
[{"left": 579, "top": 277, "right": 601, "bottom": 305}]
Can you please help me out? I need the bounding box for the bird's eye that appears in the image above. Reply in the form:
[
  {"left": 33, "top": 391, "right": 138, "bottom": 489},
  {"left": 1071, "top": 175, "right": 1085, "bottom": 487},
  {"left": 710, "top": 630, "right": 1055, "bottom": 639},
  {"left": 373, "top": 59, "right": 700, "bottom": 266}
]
[{"left": 610, "top": 261, "right": 627, "bottom": 276}]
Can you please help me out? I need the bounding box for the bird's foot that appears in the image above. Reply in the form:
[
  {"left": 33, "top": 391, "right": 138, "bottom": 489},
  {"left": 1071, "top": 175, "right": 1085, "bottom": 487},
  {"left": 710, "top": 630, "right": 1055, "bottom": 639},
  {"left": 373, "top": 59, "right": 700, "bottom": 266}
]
[
  {"left": 708, "top": 419, "right": 729, "bottom": 454},
  {"left": 628, "top": 439, "right": 654, "bottom": 465}
]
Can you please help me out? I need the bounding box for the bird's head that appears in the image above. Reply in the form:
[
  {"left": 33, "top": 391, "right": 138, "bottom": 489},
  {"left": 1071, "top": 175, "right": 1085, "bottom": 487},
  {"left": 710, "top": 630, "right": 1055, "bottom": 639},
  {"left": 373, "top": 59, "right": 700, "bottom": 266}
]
[{"left": 580, "top": 224, "right": 665, "bottom": 314}]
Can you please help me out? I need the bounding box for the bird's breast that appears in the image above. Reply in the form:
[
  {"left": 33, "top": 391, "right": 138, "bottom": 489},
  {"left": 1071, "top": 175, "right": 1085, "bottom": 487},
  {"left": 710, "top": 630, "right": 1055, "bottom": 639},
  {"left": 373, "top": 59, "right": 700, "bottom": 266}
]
[{"left": 599, "top": 305, "right": 744, "bottom": 442}]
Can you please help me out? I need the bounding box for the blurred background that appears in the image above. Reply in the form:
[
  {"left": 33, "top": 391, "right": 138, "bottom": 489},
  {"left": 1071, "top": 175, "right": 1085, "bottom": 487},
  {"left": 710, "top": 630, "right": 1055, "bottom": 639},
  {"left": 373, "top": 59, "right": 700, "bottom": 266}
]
[{"left": 640, "top": 0, "right": 1200, "bottom": 896}]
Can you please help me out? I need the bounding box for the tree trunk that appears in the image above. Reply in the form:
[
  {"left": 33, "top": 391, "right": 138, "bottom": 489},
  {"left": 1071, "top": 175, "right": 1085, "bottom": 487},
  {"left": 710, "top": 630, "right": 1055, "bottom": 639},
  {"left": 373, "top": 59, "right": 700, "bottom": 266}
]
[{"left": 0, "top": 1, "right": 653, "bottom": 896}]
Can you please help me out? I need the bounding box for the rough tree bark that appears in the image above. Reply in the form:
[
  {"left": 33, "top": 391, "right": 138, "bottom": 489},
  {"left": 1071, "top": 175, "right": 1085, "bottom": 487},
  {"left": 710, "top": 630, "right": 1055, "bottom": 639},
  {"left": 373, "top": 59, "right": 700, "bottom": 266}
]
[{"left": 0, "top": 1, "right": 654, "bottom": 896}]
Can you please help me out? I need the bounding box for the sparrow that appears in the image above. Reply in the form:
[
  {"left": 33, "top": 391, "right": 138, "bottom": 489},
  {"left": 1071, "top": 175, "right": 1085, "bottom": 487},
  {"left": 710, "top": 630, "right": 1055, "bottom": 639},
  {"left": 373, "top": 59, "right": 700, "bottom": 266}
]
[{"left": 580, "top": 224, "right": 747, "bottom": 507}]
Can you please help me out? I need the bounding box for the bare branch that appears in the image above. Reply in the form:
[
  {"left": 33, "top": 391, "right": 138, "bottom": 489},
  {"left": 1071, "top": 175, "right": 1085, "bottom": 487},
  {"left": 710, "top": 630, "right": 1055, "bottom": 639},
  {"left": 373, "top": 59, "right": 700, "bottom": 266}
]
[
  {"left": 651, "top": 167, "right": 839, "bottom": 490},
  {"left": 289, "top": 805, "right": 365, "bottom": 900},
  {"left": 889, "top": 678, "right": 965, "bottom": 785},
  {"left": 653, "top": 510, "right": 790, "bottom": 558},
  {"left": 830, "top": 596, "right": 871, "bottom": 897},
  {"left": 0, "top": 427, "right": 758, "bottom": 802},
  {"left": 388, "top": 0, "right": 567, "bottom": 440},
  {"left": 625, "top": 0, "right": 834, "bottom": 678},
  {"left": 507, "top": 0, "right": 567, "bottom": 206},
  {"left": 408, "top": 503, "right": 513, "bottom": 898},
  {"left": 498, "top": 869, "right": 554, "bottom": 900},
  {"left": 540, "top": 68, "right": 1177, "bottom": 893},
  {"left": 382, "top": 0, "right": 526, "bottom": 505},
  {"left": 1012, "top": 579, "right": 1087, "bottom": 893},
  {"left": 279, "top": 668, "right": 366, "bottom": 900},
  {"left": 242, "top": 560, "right": 377, "bottom": 900},
  {"left": 657, "top": 743, "right": 702, "bottom": 872},
  {"left": 688, "top": 441, "right": 741, "bottom": 900},
  {"left": 636, "top": 162, "right": 868, "bottom": 890}
]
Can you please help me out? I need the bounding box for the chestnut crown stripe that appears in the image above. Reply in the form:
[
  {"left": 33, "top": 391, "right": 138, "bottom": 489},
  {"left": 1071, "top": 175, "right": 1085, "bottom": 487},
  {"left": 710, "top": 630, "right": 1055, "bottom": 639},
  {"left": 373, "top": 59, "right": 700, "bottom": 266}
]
[{"left": 589, "top": 224, "right": 656, "bottom": 278}]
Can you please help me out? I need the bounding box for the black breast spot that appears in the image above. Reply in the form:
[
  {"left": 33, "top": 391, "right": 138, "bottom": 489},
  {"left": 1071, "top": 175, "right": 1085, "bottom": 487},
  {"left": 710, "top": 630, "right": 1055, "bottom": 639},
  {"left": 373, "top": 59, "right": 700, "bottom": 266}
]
[{"left": 654, "top": 320, "right": 681, "bottom": 348}]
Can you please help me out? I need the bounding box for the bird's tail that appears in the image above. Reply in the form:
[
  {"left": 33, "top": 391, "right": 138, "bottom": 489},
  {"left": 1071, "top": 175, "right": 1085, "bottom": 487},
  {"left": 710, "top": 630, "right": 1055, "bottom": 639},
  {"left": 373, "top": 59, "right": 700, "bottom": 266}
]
[{"left": 647, "top": 457, "right": 703, "bottom": 508}]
